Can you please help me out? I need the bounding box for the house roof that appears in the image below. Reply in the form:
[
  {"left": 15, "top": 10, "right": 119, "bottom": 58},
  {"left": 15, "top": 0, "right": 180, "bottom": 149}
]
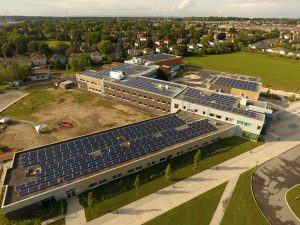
[{"left": 252, "top": 41, "right": 270, "bottom": 49}]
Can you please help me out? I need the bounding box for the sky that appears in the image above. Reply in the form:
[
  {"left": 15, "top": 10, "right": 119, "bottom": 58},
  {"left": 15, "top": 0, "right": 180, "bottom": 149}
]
[{"left": 1, "top": 0, "right": 299, "bottom": 18}]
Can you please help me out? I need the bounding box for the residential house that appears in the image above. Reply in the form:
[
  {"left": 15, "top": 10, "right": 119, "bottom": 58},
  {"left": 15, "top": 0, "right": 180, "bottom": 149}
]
[
  {"left": 128, "top": 49, "right": 142, "bottom": 57},
  {"left": 90, "top": 51, "right": 104, "bottom": 62},
  {"left": 29, "top": 68, "right": 51, "bottom": 81},
  {"left": 50, "top": 54, "right": 67, "bottom": 65},
  {"left": 155, "top": 40, "right": 161, "bottom": 46},
  {"left": 31, "top": 54, "right": 47, "bottom": 66},
  {"left": 250, "top": 41, "right": 271, "bottom": 52},
  {"left": 143, "top": 48, "right": 154, "bottom": 55},
  {"left": 139, "top": 37, "right": 147, "bottom": 42},
  {"left": 292, "top": 27, "right": 300, "bottom": 40}
]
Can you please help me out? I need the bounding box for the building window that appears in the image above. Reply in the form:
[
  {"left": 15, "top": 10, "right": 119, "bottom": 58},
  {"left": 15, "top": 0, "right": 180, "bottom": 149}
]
[
  {"left": 99, "top": 179, "right": 107, "bottom": 185},
  {"left": 183, "top": 106, "right": 186, "bottom": 110},
  {"left": 160, "top": 157, "right": 165, "bottom": 162},
  {"left": 257, "top": 126, "right": 262, "bottom": 130},
  {"left": 174, "top": 104, "right": 179, "bottom": 109},
  {"left": 216, "top": 115, "right": 222, "bottom": 119},
  {"left": 89, "top": 182, "right": 98, "bottom": 189},
  {"left": 244, "top": 123, "right": 252, "bottom": 127},
  {"left": 237, "top": 120, "right": 244, "bottom": 125},
  {"left": 136, "top": 166, "right": 142, "bottom": 171},
  {"left": 209, "top": 113, "right": 215, "bottom": 117},
  {"left": 128, "top": 169, "right": 134, "bottom": 174},
  {"left": 203, "top": 111, "right": 206, "bottom": 115},
  {"left": 194, "top": 109, "right": 198, "bottom": 113}
]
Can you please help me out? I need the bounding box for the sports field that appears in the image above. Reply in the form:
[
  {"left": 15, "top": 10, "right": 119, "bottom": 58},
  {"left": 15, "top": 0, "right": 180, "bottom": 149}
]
[
  {"left": 184, "top": 52, "right": 300, "bottom": 92},
  {"left": 42, "top": 40, "right": 70, "bottom": 48}
]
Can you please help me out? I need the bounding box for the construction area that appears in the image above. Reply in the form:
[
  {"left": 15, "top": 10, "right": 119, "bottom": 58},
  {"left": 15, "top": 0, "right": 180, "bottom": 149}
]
[{"left": 0, "top": 87, "right": 157, "bottom": 161}]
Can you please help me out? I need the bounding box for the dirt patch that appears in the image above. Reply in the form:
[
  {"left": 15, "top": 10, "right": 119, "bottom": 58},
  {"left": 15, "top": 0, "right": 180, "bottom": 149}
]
[{"left": 0, "top": 123, "right": 47, "bottom": 160}]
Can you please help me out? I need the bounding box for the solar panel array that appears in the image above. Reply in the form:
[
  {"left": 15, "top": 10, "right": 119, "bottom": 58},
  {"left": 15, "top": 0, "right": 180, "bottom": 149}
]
[
  {"left": 16, "top": 115, "right": 217, "bottom": 197},
  {"left": 183, "top": 88, "right": 258, "bottom": 118},
  {"left": 214, "top": 77, "right": 259, "bottom": 91},
  {"left": 114, "top": 77, "right": 185, "bottom": 97},
  {"left": 79, "top": 64, "right": 150, "bottom": 79},
  {"left": 142, "top": 54, "right": 176, "bottom": 62}
]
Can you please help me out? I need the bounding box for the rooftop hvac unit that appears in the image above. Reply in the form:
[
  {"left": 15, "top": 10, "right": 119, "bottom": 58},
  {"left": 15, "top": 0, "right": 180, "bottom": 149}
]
[
  {"left": 110, "top": 71, "right": 125, "bottom": 80},
  {"left": 240, "top": 97, "right": 248, "bottom": 106}
]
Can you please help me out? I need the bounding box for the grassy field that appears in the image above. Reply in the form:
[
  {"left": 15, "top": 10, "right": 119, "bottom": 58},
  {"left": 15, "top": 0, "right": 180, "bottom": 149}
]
[
  {"left": 221, "top": 168, "right": 269, "bottom": 225},
  {"left": 144, "top": 182, "right": 227, "bottom": 225},
  {"left": 0, "top": 86, "right": 115, "bottom": 121},
  {"left": 79, "top": 137, "right": 262, "bottom": 221},
  {"left": 286, "top": 184, "right": 300, "bottom": 220},
  {"left": 184, "top": 52, "right": 300, "bottom": 92},
  {"left": 43, "top": 40, "right": 70, "bottom": 48}
]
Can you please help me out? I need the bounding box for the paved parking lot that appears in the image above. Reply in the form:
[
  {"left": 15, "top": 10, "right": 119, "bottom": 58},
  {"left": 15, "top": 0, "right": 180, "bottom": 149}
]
[
  {"left": 0, "top": 91, "right": 28, "bottom": 112},
  {"left": 252, "top": 145, "right": 300, "bottom": 225}
]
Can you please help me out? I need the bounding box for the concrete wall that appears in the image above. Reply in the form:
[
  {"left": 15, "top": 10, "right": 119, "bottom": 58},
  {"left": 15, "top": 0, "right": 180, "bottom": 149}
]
[
  {"left": 2, "top": 126, "right": 236, "bottom": 215},
  {"left": 171, "top": 98, "right": 265, "bottom": 136}
]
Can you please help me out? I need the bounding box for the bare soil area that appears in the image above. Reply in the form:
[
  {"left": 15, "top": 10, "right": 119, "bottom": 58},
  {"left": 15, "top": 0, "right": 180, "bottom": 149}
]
[
  {"left": 0, "top": 88, "right": 156, "bottom": 159},
  {"left": 0, "top": 122, "right": 47, "bottom": 160}
]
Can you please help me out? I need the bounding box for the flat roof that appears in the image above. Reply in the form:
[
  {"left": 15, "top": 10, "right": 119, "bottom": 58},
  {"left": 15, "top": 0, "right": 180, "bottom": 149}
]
[
  {"left": 210, "top": 76, "right": 260, "bottom": 92},
  {"left": 3, "top": 111, "right": 231, "bottom": 205},
  {"left": 78, "top": 63, "right": 155, "bottom": 80},
  {"left": 176, "top": 87, "right": 264, "bottom": 120},
  {"left": 142, "top": 53, "right": 178, "bottom": 62},
  {"left": 112, "top": 76, "right": 187, "bottom": 98}
]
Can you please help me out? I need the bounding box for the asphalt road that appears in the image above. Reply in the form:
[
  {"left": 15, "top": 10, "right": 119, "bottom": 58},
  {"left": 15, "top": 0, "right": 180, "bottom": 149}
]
[{"left": 252, "top": 145, "right": 300, "bottom": 225}]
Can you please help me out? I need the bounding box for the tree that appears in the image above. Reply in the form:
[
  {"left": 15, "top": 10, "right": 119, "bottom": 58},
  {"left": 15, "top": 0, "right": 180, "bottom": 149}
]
[
  {"left": 53, "top": 42, "right": 69, "bottom": 54},
  {"left": 165, "top": 163, "right": 172, "bottom": 181},
  {"left": 159, "top": 45, "right": 169, "bottom": 53},
  {"left": 1, "top": 44, "right": 14, "bottom": 58},
  {"left": 194, "top": 149, "right": 202, "bottom": 169},
  {"left": 88, "top": 192, "right": 95, "bottom": 211},
  {"left": 135, "top": 175, "right": 141, "bottom": 194},
  {"left": 38, "top": 42, "right": 51, "bottom": 55},
  {"left": 27, "top": 41, "right": 40, "bottom": 53},
  {"left": 97, "top": 40, "right": 112, "bottom": 56}
]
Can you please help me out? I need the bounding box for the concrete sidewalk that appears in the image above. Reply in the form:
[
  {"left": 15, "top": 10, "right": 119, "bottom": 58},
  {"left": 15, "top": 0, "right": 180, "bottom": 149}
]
[
  {"left": 65, "top": 197, "right": 86, "bottom": 225},
  {"left": 86, "top": 132, "right": 300, "bottom": 225},
  {"left": 209, "top": 176, "right": 239, "bottom": 225}
]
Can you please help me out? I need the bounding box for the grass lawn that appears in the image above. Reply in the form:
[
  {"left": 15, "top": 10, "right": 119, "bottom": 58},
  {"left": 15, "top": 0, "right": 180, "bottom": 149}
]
[
  {"left": 43, "top": 40, "right": 70, "bottom": 48},
  {"left": 144, "top": 182, "right": 227, "bottom": 225},
  {"left": 184, "top": 52, "right": 300, "bottom": 92},
  {"left": 286, "top": 184, "right": 300, "bottom": 220},
  {"left": 79, "top": 137, "right": 262, "bottom": 221},
  {"left": 0, "top": 86, "right": 115, "bottom": 121},
  {"left": 221, "top": 168, "right": 269, "bottom": 225}
]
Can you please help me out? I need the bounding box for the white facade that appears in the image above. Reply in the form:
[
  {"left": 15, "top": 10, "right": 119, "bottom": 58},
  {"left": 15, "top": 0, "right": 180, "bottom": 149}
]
[{"left": 171, "top": 98, "right": 265, "bottom": 137}]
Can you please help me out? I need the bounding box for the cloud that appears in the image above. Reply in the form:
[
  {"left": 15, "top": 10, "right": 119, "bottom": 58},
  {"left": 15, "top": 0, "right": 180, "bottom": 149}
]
[
  {"left": 177, "top": 0, "right": 193, "bottom": 11},
  {"left": 228, "top": 1, "right": 277, "bottom": 10}
]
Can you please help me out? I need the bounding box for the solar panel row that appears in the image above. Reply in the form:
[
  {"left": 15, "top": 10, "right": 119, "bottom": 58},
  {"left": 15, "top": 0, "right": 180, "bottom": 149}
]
[
  {"left": 80, "top": 64, "right": 149, "bottom": 79},
  {"left": 16, "top": 115, "right": 217, "bottom": 197},
  {"left": 214, "top": 77, "right": 258, "bottom": 91},
  {"left": 114, "top": 77, "right": 184, "bottom": 97},
  {"left": 183, "top": 88, "right": 257, "bottom": 118},
  {"left": 142, "top": 54, "right": 176, "bottom": 62}
]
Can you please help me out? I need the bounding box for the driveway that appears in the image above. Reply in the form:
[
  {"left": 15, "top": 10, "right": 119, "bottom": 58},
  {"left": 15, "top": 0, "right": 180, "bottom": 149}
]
[{"left": 252, "top": 145, "right": 300, "bottom": 225}]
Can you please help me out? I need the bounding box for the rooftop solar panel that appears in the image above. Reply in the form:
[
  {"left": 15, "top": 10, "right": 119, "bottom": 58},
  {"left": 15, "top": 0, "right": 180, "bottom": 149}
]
[
  {"left": 142, "top": 54, "right": 176, "bottom": 62},
  {"left": 213, "top": 77, "right": 259, "bottom": 92},
  {"left": 79, "top": 64, "right": 150, "bottom": 79},
  {"left": 183, "top": 88, "right": 257, "bottom": 118},
  {"left": 16, "top": 115, "right": 217, "bottom": 197}
]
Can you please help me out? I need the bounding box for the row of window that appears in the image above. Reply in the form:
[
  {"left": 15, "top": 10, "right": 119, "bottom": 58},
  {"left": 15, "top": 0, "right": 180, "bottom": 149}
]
[
  {"left": 175, "top": 104, "right": 261, "bottom": 129},
  {"left": 105, "top": 85, "right": 171, "bottom": 105},
  {"left": 87, "top": 140, "right": 218, "bottom": 190},
  {"left": 107, "top": 92, "right": 170, "bottom": 113}
]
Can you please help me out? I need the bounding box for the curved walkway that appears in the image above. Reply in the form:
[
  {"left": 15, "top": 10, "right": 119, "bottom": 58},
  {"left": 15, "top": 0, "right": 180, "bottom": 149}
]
[{"left": 252, "top": 145, "right": 300, "bottom": 225}]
